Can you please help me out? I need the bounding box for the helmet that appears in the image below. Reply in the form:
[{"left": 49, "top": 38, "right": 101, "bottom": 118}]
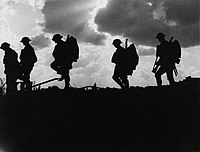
[
  {"left": 20, "top": 37, "right": 31, "bottom": 43},
  {"left": 52, "top": 34, "right": 63, "bottom": 41},
  {"left": 155, "top": 32, "right": 166, "bottom": 39},
  {"left": 0, "top": 42, "right": 10, "bottom": 49},
  {"left": 112, "top": 39, "right": 122, "bottom": 45}
]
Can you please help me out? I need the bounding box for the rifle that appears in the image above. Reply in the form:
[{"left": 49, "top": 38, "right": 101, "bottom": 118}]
[
  {"left": 125, "top": 38, "right": 128, "bottom": 49},
  {"left": 151, "top": 56, "right": 159, "bottom": 73},
  {"left": 152, "top": 36, "right": 174, "bottom": 73},
  {"left": 174, "top": 66, "right": 178, "bottom": 76}
]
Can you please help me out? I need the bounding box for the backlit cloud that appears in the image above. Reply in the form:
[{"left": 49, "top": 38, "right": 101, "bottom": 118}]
[
  {"left": 41, "top": 0, "right": 106, "bottom": 45},
  {"left": 31, "top": 33, "right": 51, "bottom": 50},
  {"left": 95, "top": 0, "right": 200, "bottom": 48},
  {"left": 0, "top": 0, "right": 199, "bottom": 88}
]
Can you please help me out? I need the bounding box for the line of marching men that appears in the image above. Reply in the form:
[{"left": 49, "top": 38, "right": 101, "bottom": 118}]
[
  {"left": 0, "top": 34, "right": 76, "bottom": 94},
  {"left": 1, "top": 37, "right": 37, "bottom": 93},
  {"left": 111, "top": 32, "right": 181, "bottom": 89},
  {"left": 1, "top": 32, "right": 181, "bottom": 94}
]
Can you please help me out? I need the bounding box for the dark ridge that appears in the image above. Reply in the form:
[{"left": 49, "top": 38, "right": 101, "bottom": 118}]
[{"left": 0, "top": 77, "right": 199, "bottom": 152}]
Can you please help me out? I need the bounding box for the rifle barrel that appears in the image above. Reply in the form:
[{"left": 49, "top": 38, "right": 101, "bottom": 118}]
[{"left": 32, "top": 78, "right": 59, "bottom": 88}]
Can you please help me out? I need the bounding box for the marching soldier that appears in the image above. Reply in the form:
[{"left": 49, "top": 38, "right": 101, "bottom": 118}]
[
  {"left": 153, "top": 33, "right": 176, "bottom": 86},
  {"left": 1, "top": 42, "right": 19, "bottom": 93},
  {"left": 111, "top": 39, "right": 129, "bottom": 88},
  {"left": 19, "top": 37, "right": 37, "bottom": 91},
  {"left": 51, "top": 34, "right": 73, "bottom": 89}
]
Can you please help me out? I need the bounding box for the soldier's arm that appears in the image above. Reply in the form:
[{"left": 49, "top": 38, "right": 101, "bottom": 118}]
[
  {"left": 19, "top": 49, "right": 24, "bottom": 62},
  {"left": 111, "top": 52, "right": 117, "bottom": 63},
  {"left": 154, "top": 45, "right": 161, "bottom": 65},
  {"left": 52, "top": 46, "right": 58, "bottom": 58},
  {"left": 3, "top": 56, "right": 6, "bottom": 64},
  {"left": 155, "top": 45, "right": 160, "bottom": 57}
]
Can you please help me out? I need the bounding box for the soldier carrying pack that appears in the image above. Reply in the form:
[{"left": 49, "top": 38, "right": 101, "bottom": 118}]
[
  {"left": 51, "top": 34, "right": 79, "bottom": 89},
  {"left": 152, "top": 32, "right": 182, "bottom": 86},
  {"left": 152, "top": 36, "right": 181, "bottom": 76}
]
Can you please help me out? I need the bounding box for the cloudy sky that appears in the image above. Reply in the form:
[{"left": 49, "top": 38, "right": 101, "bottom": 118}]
[{"left": 0, "top": 0, "right": 199, "bottom": 88}]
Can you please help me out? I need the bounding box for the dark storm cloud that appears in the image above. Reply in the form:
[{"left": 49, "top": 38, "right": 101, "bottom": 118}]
[
  {"left": 164, "top": 0, "right": 199, "bottom": 25},
  {"left": 31, "top": 34, "right": 51, "bottom": 50},
  {"left": 41, "top": 0, "right": 105, "bottom": 45},
  {"left": 95, "top": 0, "right": 200, "bottom": 48}
]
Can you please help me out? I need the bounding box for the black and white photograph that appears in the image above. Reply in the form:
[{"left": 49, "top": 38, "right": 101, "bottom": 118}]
[{"left": 0, "top": 0, "right": 199, "bottom": 151}]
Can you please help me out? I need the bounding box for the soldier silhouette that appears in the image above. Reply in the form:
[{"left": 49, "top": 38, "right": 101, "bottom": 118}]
[
  {"left": 1, "top": 42, "right": 20, "bottom": 93},
  {"left": 19, "top": 37, "right": 37, "bottom": 91},
  {"left": 50, "top": 34, "right": 73, "bottom": 89},
  {"left": 111, "top": 39, "right": 129, "bottom": 88},
  {"left": 153, "top": 33, "right": 176, "bottom": 86}
]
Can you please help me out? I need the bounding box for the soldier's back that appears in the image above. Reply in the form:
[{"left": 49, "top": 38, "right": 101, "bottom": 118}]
[
  {"left": 4, "top": 48, "right": 19, "bottom": 74},
  {"left": 20, "top": 44, "right": 37, "bottom": 64}
]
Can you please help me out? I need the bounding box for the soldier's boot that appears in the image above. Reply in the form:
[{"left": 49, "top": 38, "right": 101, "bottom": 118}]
[
  {"left": 59, "top": 71, "right": 69, "bottom": 81},
  {"left": 169, "top": 79, "right": 175, "bottom": 86},
  {"left": 64, "top": 75, "right": 70, "bottom": 89},
  {"left": 58, "top": 75, "right": 65, "bottom": 81},
  {"left": 155, "top": 76, "right": 162, "bottom": 86},
  {"left": 112, "top": 75, "right": 124, "bottom": 88},
  {"left": 26, "top": 81, "right": 32, "bottom": 91},
  {"left": 122, "top": 78, "right": 129, "bottom": 88}
]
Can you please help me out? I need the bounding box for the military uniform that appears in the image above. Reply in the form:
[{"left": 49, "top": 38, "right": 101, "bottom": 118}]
[
  {"left": 154, "top": 33, "right": 175, "bottom": 86},
  {"left": 20, "top": 37, "right": 37, "bottom": 90},
  {"left": 51, "top": 34, "right": 73, "bottom": 89},
  {"left": 1, "top": 42, "right": 19, "bottom": 93},
  {"left": 112, "top": 39, "right": 129, "bottom": 88}
]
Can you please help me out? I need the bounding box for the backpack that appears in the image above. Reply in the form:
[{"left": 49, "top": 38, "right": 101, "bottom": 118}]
[
  {"left": 128, "top": 44, "right": 139, "bottom": 69},
  {"left": 65, "top": 36, "right": 79, "bottom": 62},
  {"left": 169, "top": 39, "right": 181, "bottom": 64},
  {"left": 125, "top": 40, "right": 139, "bottom": 75}
]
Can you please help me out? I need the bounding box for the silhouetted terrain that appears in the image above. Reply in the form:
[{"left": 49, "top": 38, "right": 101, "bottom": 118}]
[{"left": 0, "top": 77, "right": 199, "bottom": 152}]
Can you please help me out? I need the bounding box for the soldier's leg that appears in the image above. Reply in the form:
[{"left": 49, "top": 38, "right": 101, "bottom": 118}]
[
  {"left": 23, "top": 64, "right": 34, "bottom": 91},
  {"left": 18, "top": 64, "right": 24, "bottom": 81},
  {"left": 18, "top": 64, "right": 25, "bottom": 81},
  {"left": 155, "top": 66, "right": 165, "bottom": 86},
  {"left": 166, "top": 69, "right": 175, "bottom": 85},
  {"left": 112, "top": 74, "right": 124, "bottom": 88},
  {"left": 112, "top": 66, "right": 124, "bottom": 88},
  {"left": 6, "top": 75, "right": 17, "bottom": 93},
  {"left": 12, "top": 77, "right": 18, "bottom": 92},
  {"left": 121, "top": 75, "right": 129, "bottom": 88},
  {"left": 64, "top": 75, "right": 70, "bottom": 89},
  {"left": 6, "top": 75, "right": 12, "bottom": 93},
  {"left": 57, "top": 65, "right": 70, "bottom": 88},
  {"left": 50, "top": 60, "right": 61, "bottom": 73},
  {"left": 24, "top": 65, "right": 33, "bottom": 81},
  {"left": 58, "top": 65, "right": 68, "bottom": 80},
  {"left": 64, "top": 70, "right": 70, "bottom": 89}
]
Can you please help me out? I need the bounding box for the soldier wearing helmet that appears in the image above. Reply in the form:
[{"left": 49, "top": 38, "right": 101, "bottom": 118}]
[
  {"left": 19, "top": 37, "right": 37, "bottom": 91},
  {"left": 155, "top": 32, "right": 166, "bottom": 39},
  {"left": 52, "top": 34, "right": 63, "bottom": 42},
  {"left": 1, "top": 42, "right": 10, "bottom": 49},
  {"left": 51, "top": 33, "right": 72, "bottom": 89},
  {"left": 111, "top": 39, "right": 129, "bottom": 88},
  {"left": 1, "top": 42, "right": 19, "bottom": 93},
  {"left": 153, "top": 32, "right": 175, "bottom": 86}
]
